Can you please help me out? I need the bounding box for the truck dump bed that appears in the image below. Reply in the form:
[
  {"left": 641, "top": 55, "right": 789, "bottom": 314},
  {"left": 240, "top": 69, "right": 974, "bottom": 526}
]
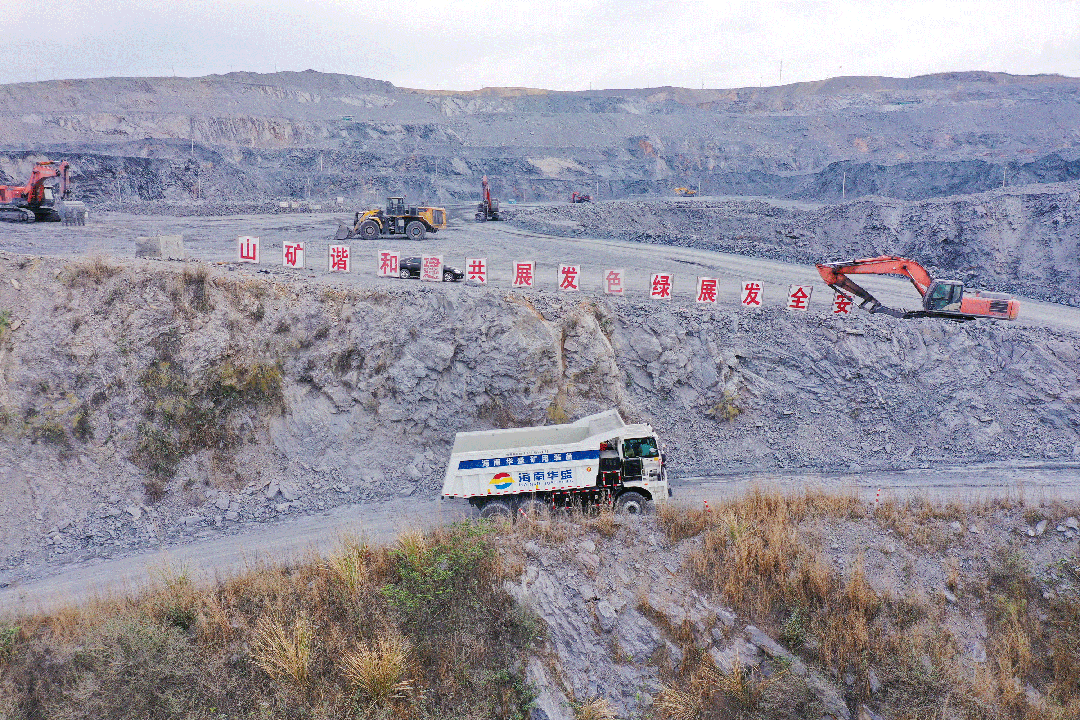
[
  {"left": 442, "top": 410, "right": 628, "bottom": 499},
  {"left": 449, "top": 409, "right": 626, "bottom": 454}
]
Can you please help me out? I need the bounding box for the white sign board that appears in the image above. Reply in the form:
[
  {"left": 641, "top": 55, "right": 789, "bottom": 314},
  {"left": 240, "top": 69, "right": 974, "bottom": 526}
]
[{"left": 237, "top": 236, "right": 260, "bottom": 263}]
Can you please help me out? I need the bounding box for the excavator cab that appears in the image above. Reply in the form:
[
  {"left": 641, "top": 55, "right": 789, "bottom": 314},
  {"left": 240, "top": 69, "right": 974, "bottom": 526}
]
[{"left": 924, "top": 281, "right": 964, "bottom": 312}]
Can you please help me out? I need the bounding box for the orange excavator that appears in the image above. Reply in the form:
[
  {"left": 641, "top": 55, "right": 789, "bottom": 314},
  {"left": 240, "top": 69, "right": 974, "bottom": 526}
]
[
  {"left": 816, "top": 256, "right": 1020, "bottom": 321},
  {"left": 0, "top": 160, "right": 78, "bottom": 223},
  {"left": 475, "top": 175, "right": 502, "bottom": 222}
]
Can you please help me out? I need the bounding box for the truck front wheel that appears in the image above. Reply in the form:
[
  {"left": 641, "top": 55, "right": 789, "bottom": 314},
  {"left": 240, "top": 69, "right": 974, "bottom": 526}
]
[
  {"left": 479, "top": 499, "right": 512, "bottom": 519},
  {"left": 615, "top": 490, "right": 652, "bottom": 516}
]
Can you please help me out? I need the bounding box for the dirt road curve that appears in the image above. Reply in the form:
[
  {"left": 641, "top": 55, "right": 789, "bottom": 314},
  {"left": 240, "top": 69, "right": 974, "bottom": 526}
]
[{"left": 5, "top": 464, "right": 1078, "bottom": 615}]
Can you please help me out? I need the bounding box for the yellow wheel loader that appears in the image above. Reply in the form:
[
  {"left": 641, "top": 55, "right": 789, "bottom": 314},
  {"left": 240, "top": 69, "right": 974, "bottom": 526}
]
[{"left": 336, "top": 196, "right": 447, "bottom": 241}]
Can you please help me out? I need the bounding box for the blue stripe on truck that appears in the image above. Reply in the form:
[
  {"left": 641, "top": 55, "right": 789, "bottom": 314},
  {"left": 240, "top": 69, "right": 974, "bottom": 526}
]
[{"left": 457, "top": 449, "right": 600, "bottom": 470}]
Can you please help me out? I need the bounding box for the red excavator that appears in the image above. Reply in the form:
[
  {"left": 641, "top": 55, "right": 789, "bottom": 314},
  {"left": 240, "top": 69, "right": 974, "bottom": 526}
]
[
  {"left": 0, "top": 160, "right": 79, "bottom": 223},
  {"left": 475, "top": 175, "right": 502, "bottom": 222},
  {"left": 816, "top": 256, "right": 1020, "bottom": 321}
]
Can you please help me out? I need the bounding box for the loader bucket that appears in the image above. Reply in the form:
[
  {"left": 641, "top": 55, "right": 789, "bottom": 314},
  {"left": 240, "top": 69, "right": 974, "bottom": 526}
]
[{"left": 334, "top": 220, "right": 354, "bottom": 241}]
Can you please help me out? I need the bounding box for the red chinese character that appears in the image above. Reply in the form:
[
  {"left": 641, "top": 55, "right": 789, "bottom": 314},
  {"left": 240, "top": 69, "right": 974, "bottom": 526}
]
[
  {"left": 379, "top": 252, "right": 398, "bottom": 276},
  {"left": 604, "top": 269, "right": 624, "bottom": 295},
  {"left": 330, "top": 246, "right": 350, "bottom": 271},
  {"left": 559, "top": 265, "right": 580, "bottom": 291},
  {"left": 833, "top": 292, "right": 853, "bottom": 314},
  {"left": 467, "top": 258, "right": 487, "bottom": 283},
  {"left": 239, "top": 237, "right": 258, "bottom": 262},
  {"left": 697, "top": 278, "right": 718, "bottom": 303},
  {"left": 513, "top": 262, "right": 534, "bottom": 287},
  {"left": 742, "top": 281, "right": 762, "bottom": 306},
  {"left": 787, "top": 285, "right": 811, "bottom": 310},
  {"left": 422, "top": 256, "right": 442, "bottom": 281},
  {"left": 651, "top": 274, "right": 672, "bottom": 299},
  {"left": 284, "top": 243, "right": 300, "bottom": 267}
]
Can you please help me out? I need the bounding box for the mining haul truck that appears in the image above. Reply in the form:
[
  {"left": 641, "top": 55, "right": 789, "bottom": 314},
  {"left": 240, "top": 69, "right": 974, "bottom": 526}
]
[{"left": 441, "top": 409, "right": 670, "bottom": 518}]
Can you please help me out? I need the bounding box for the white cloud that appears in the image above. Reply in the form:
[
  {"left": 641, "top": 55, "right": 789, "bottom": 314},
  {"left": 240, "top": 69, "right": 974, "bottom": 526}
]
[{"left": 1, "top": 0, "right": 1077, "bottom": 88}]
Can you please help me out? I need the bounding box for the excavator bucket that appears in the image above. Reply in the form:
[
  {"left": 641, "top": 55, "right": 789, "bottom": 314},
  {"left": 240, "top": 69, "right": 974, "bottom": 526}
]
[{"left": 60, "top": 201, "right": 88, "bottom": 226}]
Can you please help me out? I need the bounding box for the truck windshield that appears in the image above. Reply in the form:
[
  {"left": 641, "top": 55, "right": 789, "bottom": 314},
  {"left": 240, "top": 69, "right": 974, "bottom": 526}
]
[{"left": 623, "top": 437, "right": 659, "bottom": 459}]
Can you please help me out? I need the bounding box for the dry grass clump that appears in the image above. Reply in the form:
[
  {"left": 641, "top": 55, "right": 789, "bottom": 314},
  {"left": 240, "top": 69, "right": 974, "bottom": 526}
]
[
  {"left": 63, "top": 254, "right": 121, "bottom": 287},
  {"left": 571, "top": 696, "right": 618, "bottom": 720},
  {"left": 655, "top": 654, "right": 820, "bottom": 720},
  {"left": 0, "top": 521, "right": 539, "bottom": 720},
  {"left": 251, "top": 613, "right": 314, "bottom": 688},
  {"left": 340, "top": 632, "right": 415, "bottom": 710}
]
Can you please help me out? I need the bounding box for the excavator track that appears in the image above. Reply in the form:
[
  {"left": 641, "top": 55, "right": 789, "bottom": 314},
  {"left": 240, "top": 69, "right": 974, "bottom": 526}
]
[{"left": 0, "top": 205, "right": 35, "bottom": 223}]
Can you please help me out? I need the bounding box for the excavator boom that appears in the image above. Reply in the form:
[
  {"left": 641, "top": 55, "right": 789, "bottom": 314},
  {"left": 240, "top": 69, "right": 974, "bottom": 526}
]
[{"left": 816, "top": 255, "right": 1019, "bottom": 321}]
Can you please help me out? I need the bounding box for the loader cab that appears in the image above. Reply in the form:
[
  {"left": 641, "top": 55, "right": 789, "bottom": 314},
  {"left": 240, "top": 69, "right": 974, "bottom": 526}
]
[
  {"left": 386, "top": 197, "right": 406, "bottom": 216},
  {"left": 924, "top": 280, "right": 965, "bottom": 312}
]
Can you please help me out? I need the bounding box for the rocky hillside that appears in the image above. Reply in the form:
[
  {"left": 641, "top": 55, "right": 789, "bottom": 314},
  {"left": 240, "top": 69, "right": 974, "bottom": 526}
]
[
  {"left": 1, "top": 71, "right": 1079, "bottom": 205},
  {"left": 1, "top": 254, "right": 1079, "bottom": 584},
  {"left": 508, "top": 183, "right": 1080, "bottom": 305}
]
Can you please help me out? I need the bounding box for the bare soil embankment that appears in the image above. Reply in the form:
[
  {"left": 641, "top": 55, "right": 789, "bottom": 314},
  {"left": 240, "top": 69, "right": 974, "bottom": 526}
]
[{"left": 1, "top": 254, "right": 1078, "bottom": 586}]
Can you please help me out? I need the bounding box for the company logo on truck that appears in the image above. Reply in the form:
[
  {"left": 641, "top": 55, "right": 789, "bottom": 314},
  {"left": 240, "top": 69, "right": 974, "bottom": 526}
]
[{"left": 488, "top": 472, "right": 514, "bottom": 492}]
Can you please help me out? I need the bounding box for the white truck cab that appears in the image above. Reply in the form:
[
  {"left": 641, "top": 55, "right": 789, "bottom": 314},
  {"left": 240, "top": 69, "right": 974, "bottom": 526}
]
[{"left": 441, "top": 409, "right": 670, "bottom": 517}]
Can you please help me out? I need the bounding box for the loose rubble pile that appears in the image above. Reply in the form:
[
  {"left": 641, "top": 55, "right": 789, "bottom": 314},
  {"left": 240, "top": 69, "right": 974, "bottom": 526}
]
[{"left": 508, "top": 184, "right": 1080, "bottom": 305}]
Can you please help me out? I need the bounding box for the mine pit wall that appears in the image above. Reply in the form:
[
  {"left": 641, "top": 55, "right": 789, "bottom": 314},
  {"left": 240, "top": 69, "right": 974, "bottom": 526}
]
[
  {"left": 509, "top": 184, "right": 1080, "bottom": 306},
  {"left": 1, "top": 257, "right": 1079, "bottom": 553}
]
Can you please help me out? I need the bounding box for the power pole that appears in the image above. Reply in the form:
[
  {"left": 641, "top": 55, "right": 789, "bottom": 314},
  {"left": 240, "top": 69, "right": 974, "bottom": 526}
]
[
  {"left": 842, "top": 171, "right": 846, "bottom": 200},
  {"left": 779, "top": 60, "right": 783, "bottom": 85}
]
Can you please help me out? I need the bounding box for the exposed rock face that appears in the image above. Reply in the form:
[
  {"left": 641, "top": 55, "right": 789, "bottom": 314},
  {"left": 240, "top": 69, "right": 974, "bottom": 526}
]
[{"left": 1, "top": 70, "right": 1079, "bottom": 205}]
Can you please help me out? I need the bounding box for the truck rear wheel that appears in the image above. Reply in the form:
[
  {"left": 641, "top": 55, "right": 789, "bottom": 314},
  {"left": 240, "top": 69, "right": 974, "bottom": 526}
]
[
  {"left": 405, "top": 220, "right": 426, "bottom": 240},
  {"left": 615, "top": 490, "right": 652, "bottom": 516},
  {"left": 358, "top": 220, "right": 380, "bottom": 240},
  {"left": 479, "top": 499, "right": 512, "bottom": 519},
  {"left": 517, "top": 498, "right": 547, "bottom": 518}
]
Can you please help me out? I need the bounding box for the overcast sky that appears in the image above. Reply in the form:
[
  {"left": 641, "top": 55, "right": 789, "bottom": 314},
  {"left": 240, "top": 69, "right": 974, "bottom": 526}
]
[{"left": 4, "top": 1, "right": 1079, "bottom": 90}]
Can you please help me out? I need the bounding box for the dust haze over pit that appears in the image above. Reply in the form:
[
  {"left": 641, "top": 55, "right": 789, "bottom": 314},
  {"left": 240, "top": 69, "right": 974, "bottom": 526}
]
[{"left": 2, "top": 0, "right": 1079, "bottom": 89}]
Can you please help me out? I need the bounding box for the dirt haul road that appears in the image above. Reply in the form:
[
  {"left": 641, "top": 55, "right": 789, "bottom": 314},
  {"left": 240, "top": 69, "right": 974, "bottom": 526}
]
[
  {"left": 2, "top": 211, "right": 1080, "bottom": 613},
  {"left": 4, "top": 464, "right": 1079, "bottom": 615},
  {"left": 3, "top": 208, "right": 1080, "bottom": 332}
]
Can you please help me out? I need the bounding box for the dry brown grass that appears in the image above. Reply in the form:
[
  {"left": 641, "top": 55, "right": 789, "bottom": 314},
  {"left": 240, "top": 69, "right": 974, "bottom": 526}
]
[
  {"left": 655, "top": 652, "right": 819, "bottom": 720},
  {"left": 340, "top": 632, "right": 415, "bottom": 710},
  {"left": 665, "top": 488, "right": 1080, "bottom": 719},
  {"left": 0, "top": 521, "right": 538, "bottom": 720},
  {"left": 251, "top": 612, "right": 314, "bottom": 688},
  {"left": 63, "top": 254, "right": 121, "bottom": 287},
  {"left": 572, "top": 696, "right": 619, "bottom": 720}
]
